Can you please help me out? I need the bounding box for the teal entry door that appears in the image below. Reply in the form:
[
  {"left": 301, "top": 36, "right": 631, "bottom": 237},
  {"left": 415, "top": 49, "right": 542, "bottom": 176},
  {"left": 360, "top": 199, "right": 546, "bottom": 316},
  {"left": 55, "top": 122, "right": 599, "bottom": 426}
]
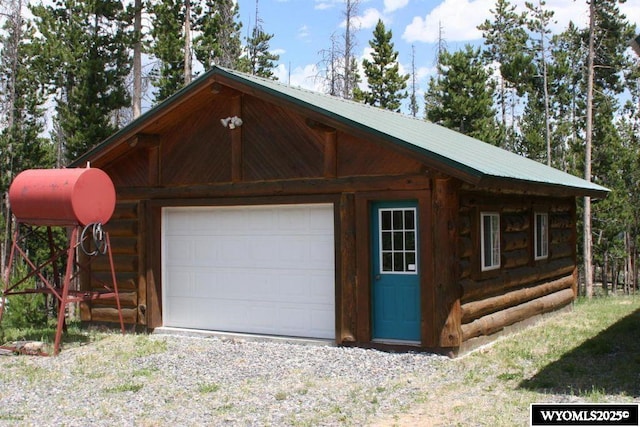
[{"left": 371, "top": 201, "right": 421, "bottom": 342}]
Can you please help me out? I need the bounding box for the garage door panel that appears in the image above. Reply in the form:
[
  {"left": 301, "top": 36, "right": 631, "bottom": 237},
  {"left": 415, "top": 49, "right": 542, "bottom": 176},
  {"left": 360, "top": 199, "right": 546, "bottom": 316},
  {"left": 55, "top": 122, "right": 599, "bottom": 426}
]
[{"left": 163, "top": 204, "right": 335, "bottom": 339}]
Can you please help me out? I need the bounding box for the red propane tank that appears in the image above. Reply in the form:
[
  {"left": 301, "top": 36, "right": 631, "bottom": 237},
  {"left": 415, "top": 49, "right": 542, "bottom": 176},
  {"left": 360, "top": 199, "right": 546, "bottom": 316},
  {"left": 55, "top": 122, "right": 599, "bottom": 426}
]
[{"left": 9, "top": 168, "right": 116, "bottom": 226}]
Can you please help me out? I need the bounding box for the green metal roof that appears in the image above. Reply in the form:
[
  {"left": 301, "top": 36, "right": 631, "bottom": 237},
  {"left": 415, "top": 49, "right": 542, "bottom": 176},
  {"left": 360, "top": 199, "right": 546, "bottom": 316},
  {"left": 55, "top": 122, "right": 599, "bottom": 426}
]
[{"left": 73, "top": 66, "right": 609, "bottom": 198}]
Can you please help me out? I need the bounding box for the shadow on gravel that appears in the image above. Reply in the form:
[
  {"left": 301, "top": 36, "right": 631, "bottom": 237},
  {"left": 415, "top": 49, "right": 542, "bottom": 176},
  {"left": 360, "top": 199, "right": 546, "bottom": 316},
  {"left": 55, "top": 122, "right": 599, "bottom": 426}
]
[{"left": 520, "top": 308, "right": 640, "bottom": 397}]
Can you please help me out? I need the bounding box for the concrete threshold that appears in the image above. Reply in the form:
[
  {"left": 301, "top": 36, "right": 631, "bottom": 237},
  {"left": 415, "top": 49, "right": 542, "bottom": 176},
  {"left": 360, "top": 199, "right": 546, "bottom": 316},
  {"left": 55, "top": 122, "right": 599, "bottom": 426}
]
[{"left": 153, "top": 326, "right": 336, "bottom": 347}]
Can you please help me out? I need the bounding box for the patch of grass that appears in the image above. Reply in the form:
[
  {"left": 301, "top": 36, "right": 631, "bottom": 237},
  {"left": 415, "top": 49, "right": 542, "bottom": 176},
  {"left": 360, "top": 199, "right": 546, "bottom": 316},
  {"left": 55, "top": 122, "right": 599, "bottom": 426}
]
[
  {"left": 0, "top": 319, "right": 111, "bottom": 351},
  {"left": 497, "top": 371, "right": 523, "bottom": 382},
  {"left": 133, "top": 367, "right": 158, "bottom": 378},
  {"left": 103, "top": 382, "right": 143, "bottom": 394},
  {"left": 198, "top": 383, "right": 220, "bottom": 393},
  {"left": 519, "top": 296, "right": 640, "bottom": 397},
  {"left": 0, "top": 413, "right": 24, "bottom": 421},
  {"left": 132, "top": 336, "right": 168, "bottom": 358}
]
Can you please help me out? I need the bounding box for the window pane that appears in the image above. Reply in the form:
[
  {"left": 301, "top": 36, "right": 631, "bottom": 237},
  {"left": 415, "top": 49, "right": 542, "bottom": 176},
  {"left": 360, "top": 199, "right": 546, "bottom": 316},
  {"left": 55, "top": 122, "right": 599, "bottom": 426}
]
[
  {"left": 378, "top": 207, "right": 418, "bottom": 274},
  {"left": 393, "top": 252, "right": 404, "bottom": 271},
  {"left": 381, "top": 211, "right": 392, "bottom": 230},
  {"left": 393, "top": 232, "right": 404, "bottom": 250},
  {"left": 382, "top": 231, "right": 392, "bottom": 251},
  {"left": 393, "top": 210, "right": 403, "bottom": 229},
  {"left": 482, "top": 213, "right": 500, "bottom": 270},
  {"left": 405, "top": 231, "right": 415, "bottom": 250},
  {"left": 404, "top": 210, "right": 415, "bottom": 229},
  {"left": 483, "top": 215, "right": 492, "bottom": 267},
  {"left": 535, "top": 213, "right": 548, "bottom": 259},
  {"left": 382, "top": 252, "right": 393, "bottom": 271},
  {"left": 406, "top": 252, "right": 416, "bottom": 271}
]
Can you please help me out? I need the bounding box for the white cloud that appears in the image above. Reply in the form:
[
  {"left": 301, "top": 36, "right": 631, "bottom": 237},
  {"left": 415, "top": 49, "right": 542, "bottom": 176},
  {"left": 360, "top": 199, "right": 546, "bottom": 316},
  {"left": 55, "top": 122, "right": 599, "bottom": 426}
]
[
  {"left": 314, "top": 0, "right": 342, "bottom": 11},
  {"left": 402, "top": 0, "right": 493, "bottom": 43},
  {"left": 274, "top": 63, "right": 325, "bottom": 92},
  {"left": 297, "top": 24, "right": 311, "bottom": 41},
  {"left": 401, "top": 0, "right": 640, "bottom": 46},
  {"left": 384, "top": 0, "right": 409, "bottom": 13},
  {"left": 352, "top": 8, "right": 384, "bottom": 30}
]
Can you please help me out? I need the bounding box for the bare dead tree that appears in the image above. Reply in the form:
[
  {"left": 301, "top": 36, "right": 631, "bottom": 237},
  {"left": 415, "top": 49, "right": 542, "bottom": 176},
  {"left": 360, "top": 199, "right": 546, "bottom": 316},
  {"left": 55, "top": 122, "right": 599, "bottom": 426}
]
[{"left": 342, "top": 0, "right": 359, "bottom": 99}]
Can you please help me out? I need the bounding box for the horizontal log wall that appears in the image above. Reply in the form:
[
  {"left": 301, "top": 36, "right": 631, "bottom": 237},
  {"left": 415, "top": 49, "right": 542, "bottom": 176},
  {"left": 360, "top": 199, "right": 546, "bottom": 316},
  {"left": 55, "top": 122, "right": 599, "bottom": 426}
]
[
  {"left": 458, "top": 194, "right": 576, "bottom": 346},
  {"left": 80, "top": 201, "right": 140, "bottom": 325}
]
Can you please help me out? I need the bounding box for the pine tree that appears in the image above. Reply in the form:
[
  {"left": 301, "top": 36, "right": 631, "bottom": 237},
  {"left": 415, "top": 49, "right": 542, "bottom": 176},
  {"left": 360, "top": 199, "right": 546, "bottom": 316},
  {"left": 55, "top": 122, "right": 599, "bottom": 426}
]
[
  {"left": 193, "top": 0, "right": 243, "bottom": 70},
  {"left": 580, "top": 0, "right": 636, "bottom": 297},
  {"left": 0, "top": 0, "right": 54, "bottom": 271},
  {"left": 478, "top": 0, "right": 531, "bottom": 148},
  {"left": 525, "top": 0, "right": 555, "bottom": 165},
  {"left": 425, "top": 45, "right": 500, "bottom": 143},
  {"left": 239, "top": 1, "right": 279, "bottom": 79},
  {"left": 148, "top": 0, "right": 187, "bottom": 103},
  {"left": 548, "top": 23, "right": 585, "bottom": 173},
  {"left": 354, "top": 19, "right": 408, "bottom": 112},
  {"left": 30, "top": 0, "right": 130, "bottom": 162}
]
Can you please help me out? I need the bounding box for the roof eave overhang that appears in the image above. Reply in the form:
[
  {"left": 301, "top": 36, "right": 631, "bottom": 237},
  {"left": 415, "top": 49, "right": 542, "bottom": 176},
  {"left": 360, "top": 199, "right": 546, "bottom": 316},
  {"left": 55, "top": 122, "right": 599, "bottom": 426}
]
[{"left": 474, "top": 175, "right": 610, "bottom": 199}]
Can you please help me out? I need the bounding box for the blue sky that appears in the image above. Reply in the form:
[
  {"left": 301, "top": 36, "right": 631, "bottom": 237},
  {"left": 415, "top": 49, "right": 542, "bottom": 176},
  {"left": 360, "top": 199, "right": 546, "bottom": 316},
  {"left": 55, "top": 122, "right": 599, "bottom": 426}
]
[{"left": 234, "top": 0, "right": 639, "bottom": 114}]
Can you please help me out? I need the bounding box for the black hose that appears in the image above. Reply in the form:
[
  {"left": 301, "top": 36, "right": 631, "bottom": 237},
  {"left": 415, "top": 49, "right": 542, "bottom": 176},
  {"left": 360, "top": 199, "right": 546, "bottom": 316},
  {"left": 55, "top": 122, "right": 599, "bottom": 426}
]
[{"left": 80, "top": 223, "right": 108, "bottom": 256}]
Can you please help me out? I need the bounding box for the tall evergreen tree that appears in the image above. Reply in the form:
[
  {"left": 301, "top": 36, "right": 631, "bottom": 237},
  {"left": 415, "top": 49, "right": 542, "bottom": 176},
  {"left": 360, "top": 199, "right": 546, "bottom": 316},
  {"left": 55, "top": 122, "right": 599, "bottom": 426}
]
[
  {"left": 147, "top": 0, "right": 187, "bottom": 103},
  {"left": 30, "top": 0, "right": 131, "bottom": 162},
  {"left": 0, "top": 1, "right": 54, "bottom": 270},
  {"left": 193, "top": 0, "right": 243, "bottom": 70},
  {"left": 425, "top": 45, "right": 500, "bottom": 143},
  {"left": 548, "top": 23, "right": 585, "bottom": 173},
  {"left": 239, "top": 1, "right": 279, "bottom": 78},
  {"left": 478, "top": 0, "right": 531, "bottom": 148},
  {"left": 525, "top": 0, "right": 555, "bottom": 165},
  {"left": 580, "top": 0, "right": 635, "bottom": 297},
  {"left": 354, "top": 19, "right": 408, "bottom": 112}
]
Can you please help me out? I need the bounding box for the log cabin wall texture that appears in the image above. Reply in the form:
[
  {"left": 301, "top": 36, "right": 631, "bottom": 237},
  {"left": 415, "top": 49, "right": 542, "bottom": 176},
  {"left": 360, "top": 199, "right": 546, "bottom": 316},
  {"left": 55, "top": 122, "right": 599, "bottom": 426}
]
[
  {"left": 458, "top": 193, "right": 577, "bottom": 347},
  {"left": 81, "top": 200, "right": 141, "bottom": 325}
]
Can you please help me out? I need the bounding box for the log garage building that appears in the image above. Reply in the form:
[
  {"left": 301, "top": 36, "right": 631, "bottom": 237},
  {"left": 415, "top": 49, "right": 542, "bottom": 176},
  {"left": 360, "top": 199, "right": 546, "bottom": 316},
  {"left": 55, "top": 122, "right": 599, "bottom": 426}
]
[{"left": 71, "top": 67, "right": 608, "bottom": 355}]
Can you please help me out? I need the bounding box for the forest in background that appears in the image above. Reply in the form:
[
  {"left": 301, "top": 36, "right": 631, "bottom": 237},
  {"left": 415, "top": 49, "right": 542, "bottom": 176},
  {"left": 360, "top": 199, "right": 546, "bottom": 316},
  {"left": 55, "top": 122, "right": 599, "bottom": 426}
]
[{"left": 0, "top": 0, "right": 638, "bottom": 302}]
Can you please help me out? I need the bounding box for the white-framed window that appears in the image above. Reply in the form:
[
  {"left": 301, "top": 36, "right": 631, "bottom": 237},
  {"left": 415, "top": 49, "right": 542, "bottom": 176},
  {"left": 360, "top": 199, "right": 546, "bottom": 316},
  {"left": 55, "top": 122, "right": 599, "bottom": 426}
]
[
  {"left": 534, "top": 211, "right": 549, "bottom": 260},
  {"left": 481, "top": 212, "right": 500, "bottom": 271},
  {"left": 379, "top": 207, "right": 418, "bottom": 274}
]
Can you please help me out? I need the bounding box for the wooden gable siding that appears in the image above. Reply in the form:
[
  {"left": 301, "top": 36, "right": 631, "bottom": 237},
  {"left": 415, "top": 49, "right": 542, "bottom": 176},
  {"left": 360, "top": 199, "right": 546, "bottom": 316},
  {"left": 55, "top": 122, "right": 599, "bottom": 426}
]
[
  {"left": 104, "top": 148, "right": 150, "bottom": 187},
  {"left": 242, "top": 96, "right": 325, "bottom": 180},
  {"left": 457, "top": 193, "right": 576, "bottom": 351},
  {"left": 99, "top": 91, "right": 426, "bottom": 190},
  {"left": 337, "top": 133, "right": 425, "bottom": 177},
  {"left": 161, "top": 99, "right": 232, "bottom": 185}
]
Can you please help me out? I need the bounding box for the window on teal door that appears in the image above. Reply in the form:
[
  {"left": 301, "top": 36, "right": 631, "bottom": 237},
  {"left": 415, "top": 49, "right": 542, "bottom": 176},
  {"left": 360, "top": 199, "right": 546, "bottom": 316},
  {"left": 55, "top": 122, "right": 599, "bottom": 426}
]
[{"left": 371, "top": 202, "right": 421, "bottom": 342}]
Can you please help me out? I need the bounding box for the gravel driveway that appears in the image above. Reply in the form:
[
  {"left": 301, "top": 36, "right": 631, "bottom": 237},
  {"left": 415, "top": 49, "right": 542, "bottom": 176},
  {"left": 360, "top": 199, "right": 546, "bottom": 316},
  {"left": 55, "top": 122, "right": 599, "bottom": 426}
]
[{"left": 0, "top": 333, "right": 450, "bottom": 426}]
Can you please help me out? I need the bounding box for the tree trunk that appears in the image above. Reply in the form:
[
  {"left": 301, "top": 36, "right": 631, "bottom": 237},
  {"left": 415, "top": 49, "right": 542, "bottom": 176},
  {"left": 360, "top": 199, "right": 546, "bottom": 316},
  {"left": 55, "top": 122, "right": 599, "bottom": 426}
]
[
  {"left": 1, "top": 0, "right": 22, "bottom": 276},
  {"left": 602, "top": 252, "right": 608, "bottom": 295},
  {"left": 184, "top": 0, "right": 192, "bottom": 84},
  {"left": 132, "top": 0, "right": 142, "bottom": 118},
  {"left": 583, "top": 0, "right": 595, "bottom": 299}
]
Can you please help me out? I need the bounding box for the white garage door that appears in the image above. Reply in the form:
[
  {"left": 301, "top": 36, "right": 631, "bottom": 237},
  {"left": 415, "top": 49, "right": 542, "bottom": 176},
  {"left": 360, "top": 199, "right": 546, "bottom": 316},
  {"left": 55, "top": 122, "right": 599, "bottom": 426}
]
[{"left": 162, "top": 204, "right": 336, "bottom": 339}]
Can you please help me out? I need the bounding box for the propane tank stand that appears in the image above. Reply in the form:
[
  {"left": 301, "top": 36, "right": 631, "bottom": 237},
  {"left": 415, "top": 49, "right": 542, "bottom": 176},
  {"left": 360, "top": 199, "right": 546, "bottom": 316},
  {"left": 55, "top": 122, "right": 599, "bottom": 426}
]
[{"left": 0, "top": 168, "right": 124, "bottom": 355}]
